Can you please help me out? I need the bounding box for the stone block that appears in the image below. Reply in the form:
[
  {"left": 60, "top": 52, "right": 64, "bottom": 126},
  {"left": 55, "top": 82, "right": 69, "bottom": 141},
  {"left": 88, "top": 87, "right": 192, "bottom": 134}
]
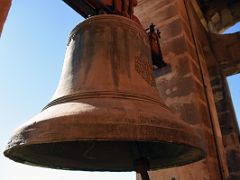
[
  {"left": 219, "top": 112, "right": 233, "bottom": 135},
  {"left": 198, "top": 102, "right": 211, "bottom": 128},
  {"left": 230, "top": 174, "right": 240, "bottom": 180},
  {"left": 160, "top": 19, "right": 183, "bottom": 40},
  {"left": 221, "top": 9, "right": 233, "bottom": 26},
  {"left": 154, "top": 4, "right": 179, "bottom": 23},
  {"left": 227, "top": 150, "right": 240, "bottom": 172},
  {"left": 162, "top": 35, "right": 187, "bottom": 56}
]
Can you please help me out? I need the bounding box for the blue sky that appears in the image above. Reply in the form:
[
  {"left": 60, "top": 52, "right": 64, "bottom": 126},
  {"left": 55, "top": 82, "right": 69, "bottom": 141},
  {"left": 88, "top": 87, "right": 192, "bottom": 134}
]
[
  {"left": 0, "top": 1, "right": 239, "bottom": 180},
  {"left": 0, "top": 1, "right": 135, "bottom": 179}
]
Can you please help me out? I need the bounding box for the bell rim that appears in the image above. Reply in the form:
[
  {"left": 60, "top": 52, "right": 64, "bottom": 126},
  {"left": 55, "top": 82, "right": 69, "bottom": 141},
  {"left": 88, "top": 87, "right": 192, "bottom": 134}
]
[
  {"left": 5, "top": 98, "right": 206, "bottom": 155},
  {"left": 5, "top": 99, "right": 206, "bottom": 149},
  {"left": 4, "top": 139, "right": 205, "bottom": 172}
]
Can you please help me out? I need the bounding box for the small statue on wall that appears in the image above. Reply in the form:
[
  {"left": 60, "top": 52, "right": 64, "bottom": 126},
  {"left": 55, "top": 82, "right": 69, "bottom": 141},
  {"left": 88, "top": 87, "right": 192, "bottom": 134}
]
[{"left": 146, "top": 24, "right": 167, "bottom": 69}]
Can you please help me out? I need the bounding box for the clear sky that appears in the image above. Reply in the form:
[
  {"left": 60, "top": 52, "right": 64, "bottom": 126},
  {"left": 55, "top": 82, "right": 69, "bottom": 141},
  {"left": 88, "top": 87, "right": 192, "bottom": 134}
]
[
  {"left": 0, "top": 1, "right": 135, "bottom": 179},
  {"left": 0, "top": 1, "right": 239, "bottom": 180}
]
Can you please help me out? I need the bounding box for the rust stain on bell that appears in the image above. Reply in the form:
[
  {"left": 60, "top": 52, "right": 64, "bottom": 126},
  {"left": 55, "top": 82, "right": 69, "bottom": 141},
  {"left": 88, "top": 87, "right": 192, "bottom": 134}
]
[{"left": 4, "top": 14, "right": 205, "bottom": 173}]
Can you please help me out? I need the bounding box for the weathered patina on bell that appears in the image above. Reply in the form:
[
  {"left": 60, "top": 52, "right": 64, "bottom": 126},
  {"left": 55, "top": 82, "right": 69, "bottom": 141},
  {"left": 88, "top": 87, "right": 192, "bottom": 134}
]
[{"left": 4, "top": 15, "right": 205, "bottom": 173}]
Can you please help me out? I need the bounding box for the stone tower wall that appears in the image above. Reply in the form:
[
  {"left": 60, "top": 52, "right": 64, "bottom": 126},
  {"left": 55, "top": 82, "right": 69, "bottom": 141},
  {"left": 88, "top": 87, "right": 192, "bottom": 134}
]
[{"left": 135, "top": 0, "right": 231, "bottom": 179}]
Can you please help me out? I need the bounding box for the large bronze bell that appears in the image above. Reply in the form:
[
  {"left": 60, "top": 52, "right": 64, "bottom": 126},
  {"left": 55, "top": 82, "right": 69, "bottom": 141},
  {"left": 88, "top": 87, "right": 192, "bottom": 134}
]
[{"left": 4, "top": 15, "right": 205, "bottom": 177}]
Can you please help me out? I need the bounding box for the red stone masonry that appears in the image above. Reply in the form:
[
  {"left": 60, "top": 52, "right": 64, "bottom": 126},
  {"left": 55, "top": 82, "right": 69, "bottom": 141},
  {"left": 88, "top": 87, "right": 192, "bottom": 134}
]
[
  {"left": 135, "top": 0, "right": 230, "bottom": 179},
  {"left": 0, "top": 0, "right": 11, "bottom": 37}
]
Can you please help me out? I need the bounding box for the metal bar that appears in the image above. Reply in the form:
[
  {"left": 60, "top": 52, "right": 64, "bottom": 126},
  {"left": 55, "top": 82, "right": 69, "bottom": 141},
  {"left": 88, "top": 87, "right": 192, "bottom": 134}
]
[
  {"left": 140, "top": 171, "right": 150, "bottom": 180},
  {"left": 63, "top": 0, "right": 116, "bottom": 17},
  {"left": 63, "top": 0, "right": 97, "bottom": 18}
]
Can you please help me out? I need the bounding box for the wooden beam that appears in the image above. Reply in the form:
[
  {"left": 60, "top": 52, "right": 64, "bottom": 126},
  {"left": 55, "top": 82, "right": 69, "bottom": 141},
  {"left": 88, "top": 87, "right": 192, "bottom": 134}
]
[
  {"left": 63, "top": 0, "right": 97, "bottom": 18},
  {"left": 63, "top": 0, "right": 114, "bottom": 18}
]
